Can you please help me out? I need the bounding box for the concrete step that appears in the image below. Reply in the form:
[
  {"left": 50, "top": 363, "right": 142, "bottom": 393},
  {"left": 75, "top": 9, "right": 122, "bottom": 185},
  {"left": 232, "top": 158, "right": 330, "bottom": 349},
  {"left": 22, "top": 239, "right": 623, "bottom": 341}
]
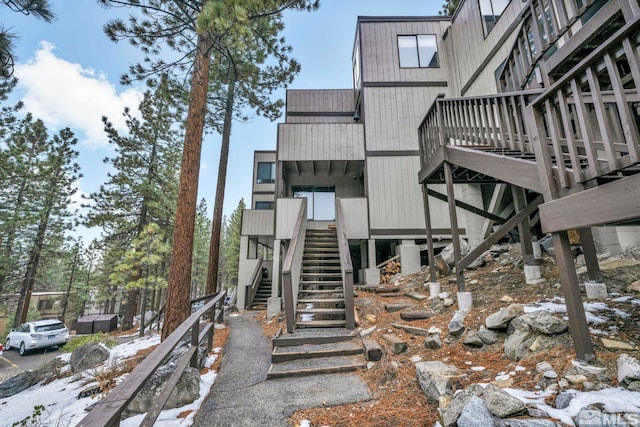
[
  {"left": 271, "top": 341, "right": 363, "bottom": 363},
  {"left": 272, "top": 327, "right": 356, "bottom": 347}
]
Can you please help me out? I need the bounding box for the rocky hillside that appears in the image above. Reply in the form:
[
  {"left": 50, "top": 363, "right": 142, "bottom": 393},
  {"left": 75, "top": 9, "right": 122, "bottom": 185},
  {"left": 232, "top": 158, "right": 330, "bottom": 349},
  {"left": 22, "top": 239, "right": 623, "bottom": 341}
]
[{"left": 285, "top": 244, "right": 640, "bottom": 426}]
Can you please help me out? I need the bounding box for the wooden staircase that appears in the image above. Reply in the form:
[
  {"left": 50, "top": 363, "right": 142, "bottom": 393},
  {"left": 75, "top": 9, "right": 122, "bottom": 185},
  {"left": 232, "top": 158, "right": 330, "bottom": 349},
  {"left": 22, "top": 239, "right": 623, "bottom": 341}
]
[
  {"left": 267, "top": 328, "right": 366, "bottom": 379},
  {"left": 296, "top": 229, "right": 347, "bottom": 328},
  {"left": 250, "top": 277, "right": 271, "bottom": 310}
]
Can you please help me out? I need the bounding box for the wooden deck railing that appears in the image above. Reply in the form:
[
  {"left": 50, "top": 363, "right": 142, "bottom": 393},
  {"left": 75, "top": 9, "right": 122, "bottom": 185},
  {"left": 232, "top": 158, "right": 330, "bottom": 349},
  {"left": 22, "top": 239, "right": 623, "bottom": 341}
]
[
  {"left": 335, "top": 199, "right": 355, "bottom": 330},
  {"left": 282, "top": 199, "right": 307, "bottom": 333},
  {"left": 528, "top": 13, "right": 640, "bottom": 193},
  {"left": 418, "top": 90, "right": 543, "bottom": 166},
  {"left": 77, "top": 291, "right": 226, "bottom": 427},
  {"left": 498, "top": 0, "right": 603, "bottom": 92}
]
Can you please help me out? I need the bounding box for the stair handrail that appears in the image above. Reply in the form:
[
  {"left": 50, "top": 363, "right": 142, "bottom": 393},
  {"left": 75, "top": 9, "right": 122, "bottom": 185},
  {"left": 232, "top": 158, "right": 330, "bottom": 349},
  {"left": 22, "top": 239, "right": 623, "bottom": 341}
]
[
  {"left": 78, "top": 290, "right": 226, "bottom": 427},
  {"left": 418, "top": 89, "right": 544, "bottom": 167},
  {"left": 497, "top": 0, "right": 602, "bottom": 92},
  {"left": 282, "top": 198, "right": 307, "bottom": 332},
  {"left": 335, "top": 199, "right": 355, "bottom": 329},
  {"left": 527, "top": 13, "right": 640, "bottom": 191},
  {"left": 245, "top": 254, "right": 264, "bottom": 308}
]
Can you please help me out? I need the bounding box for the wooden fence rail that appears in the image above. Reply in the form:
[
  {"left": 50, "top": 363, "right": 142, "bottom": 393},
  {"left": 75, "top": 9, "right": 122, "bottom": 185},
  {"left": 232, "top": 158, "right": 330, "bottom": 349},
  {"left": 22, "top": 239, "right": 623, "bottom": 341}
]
[{"left": 77, "top": 290, "right": 226, "bottom": 427}]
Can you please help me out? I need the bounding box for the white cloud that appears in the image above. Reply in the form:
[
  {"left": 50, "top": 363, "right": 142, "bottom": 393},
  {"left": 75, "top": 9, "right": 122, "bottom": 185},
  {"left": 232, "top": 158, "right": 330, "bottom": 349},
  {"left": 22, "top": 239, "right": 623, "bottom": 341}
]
[{"left": 15, "top": 41, "right": 143, "bottom": 148}]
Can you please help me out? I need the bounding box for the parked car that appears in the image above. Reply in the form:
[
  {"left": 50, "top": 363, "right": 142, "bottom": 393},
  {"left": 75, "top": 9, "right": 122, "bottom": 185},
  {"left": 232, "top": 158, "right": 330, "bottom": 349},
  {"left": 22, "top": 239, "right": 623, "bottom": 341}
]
[
  {"left": 5, "top": 319, "right": 70, "bottom": 356},
  {"left": 0, "top": 342, "right": 3, "bottom": 356}
]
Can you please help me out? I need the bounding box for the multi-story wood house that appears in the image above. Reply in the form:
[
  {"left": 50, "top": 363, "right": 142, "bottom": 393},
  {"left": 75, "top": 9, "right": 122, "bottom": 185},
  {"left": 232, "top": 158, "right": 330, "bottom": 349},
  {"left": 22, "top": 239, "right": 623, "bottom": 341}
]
[{"left": 238, "top": 0, "right": 640, "bottom": 361}]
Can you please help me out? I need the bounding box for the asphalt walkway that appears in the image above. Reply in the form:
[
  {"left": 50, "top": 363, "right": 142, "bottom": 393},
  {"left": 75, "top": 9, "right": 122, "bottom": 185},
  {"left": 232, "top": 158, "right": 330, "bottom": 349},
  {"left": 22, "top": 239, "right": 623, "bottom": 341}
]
[{"left": 192, "top": 312, "right": 372, "bottom": 427}]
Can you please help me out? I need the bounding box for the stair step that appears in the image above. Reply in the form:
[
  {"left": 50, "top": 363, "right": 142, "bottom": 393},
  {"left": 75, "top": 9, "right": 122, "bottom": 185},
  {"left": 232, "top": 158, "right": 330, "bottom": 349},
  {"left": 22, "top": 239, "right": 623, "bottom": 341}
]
[
  {"left": 303, "top": 259, "right": 341, "bottom": 264},
  {"left": 297, "top": 308, "right": 345, "bottom": 315},
  {"left": 272, "top": 328, "right": 356, "bottom": 347},
  {"left": 296, "top": 320, "right": 347, "bottom": 328},
  {"left": 268, "top": 357, "right": 365, "bottom": 378},
  {"left": 302, "top": 266, "right": 342, "bottom": 271},
  {"left": 299, "top": 290, "right": 344, "bottom": 296},
  {"left": 271, "top": 341, "right": 363, "bottom": 363},
  {"left": 298, "top": 298, "right": 344, "bottom": 304}
]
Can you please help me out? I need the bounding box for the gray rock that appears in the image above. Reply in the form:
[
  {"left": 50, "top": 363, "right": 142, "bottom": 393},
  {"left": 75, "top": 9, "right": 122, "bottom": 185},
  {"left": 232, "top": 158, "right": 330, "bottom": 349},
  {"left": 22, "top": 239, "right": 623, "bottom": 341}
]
[
  {"left": 504, "top": 328, "right": 532, "bottom": 361},
  {"left": 441, "top": 239, "right": 470, "bottom": 266},
  {"left": 520, "top": 311, "right": 568, "bottom": 335},
  {"left": 543, "top": 370, "right": 558, "bottom": 379},
  {"left": 415, "top": 361, "right": 460, "bottom": 401},
  {"left": 483, "top": 383, "right": 527, "bottom": 418},
  {"left": 478, "top": 326, "right": 498, "bottom": 345},
  {"left": 440, "top": 384, "right": 485, "bottom": 427},
  {"left": 448, "top": 310, "right": 467, "bottom": 336},
  {"left": 70, "top": 342, "right": 111, "bottom": 373},
  {"left": 0, "top": 368, "right": 48, "bottom": 398},
  {"left": 495, "top": 418, "right": 560, "bottom": 426},
  {"left": 463, "top": 331, "right": 484, "bottom": 348},
  {"left": 575, "top": 409, "right": 622, "bottom": 426},
  {"left": 360, "top": 325, "right": 377, "bottom": 337},
  {"left": 536, "top": 361, "right": 553, "bottom": 373},
  {"left": 391, "top": 323, "right": 430, "bottom": 336},
  {"left": 555, "top": 390, "right": 576, "bottom": 409},
  {"left": 457, "top": 396, "right": 495, "bottom": 427},
  {"left": 385, "top": 302, "right": 413, "bottom": 313},
  {"left": 424, "top": 334, "right": 442, "bottom": 350},
  {"left": 124, "top": 365, "right": 201, "bottom": 418},
  {"left": 618, "top": 353, "right": 640, "bottom": 391},
  {"left": 443, "top": 298, "right": 455, "bottom": 307},
  {"left": 486, "top": 304, "right": 524, "bottom": 330}
]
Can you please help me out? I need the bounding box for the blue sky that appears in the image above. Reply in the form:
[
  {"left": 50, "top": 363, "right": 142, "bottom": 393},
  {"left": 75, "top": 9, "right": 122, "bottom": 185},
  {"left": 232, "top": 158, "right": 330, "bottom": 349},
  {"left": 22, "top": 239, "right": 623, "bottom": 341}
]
[{"left": 6, "top": 1, "right": 441, "bottom": 244}]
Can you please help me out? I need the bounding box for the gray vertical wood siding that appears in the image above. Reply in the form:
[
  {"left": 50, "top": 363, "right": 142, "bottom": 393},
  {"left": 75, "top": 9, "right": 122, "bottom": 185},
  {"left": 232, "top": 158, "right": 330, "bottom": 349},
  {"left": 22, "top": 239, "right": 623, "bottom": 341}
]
[{"left": 278, "top": 123, "right": 365, "bottom": 161}]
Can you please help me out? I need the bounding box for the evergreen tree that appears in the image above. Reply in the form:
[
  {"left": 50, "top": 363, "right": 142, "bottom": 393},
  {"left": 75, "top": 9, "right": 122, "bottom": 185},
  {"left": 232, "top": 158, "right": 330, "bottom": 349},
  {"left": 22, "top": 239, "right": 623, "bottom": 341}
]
[
  {"left": 100, "top": 0, "right": 319, "bottom": 338},
  {"left": 14, "top": 126, "right": 81, "bottom": 327},
  {"left": 221, "top": 198, "right": 244, "bottom": 288},
  {"left": 191, "top": 198, "right": 211, "bottom": 298},
  {"left": 440, "top": 0, "right": 461, "bottom": 15},
  {"left": 84, "top": 78, "right": 183, "bottom": 330},
  {"left": 1, "top": 0, "right": 55, "bottom": 77},
  {"left": 0, "top": 114, "right": 49, "bottom": 294}
]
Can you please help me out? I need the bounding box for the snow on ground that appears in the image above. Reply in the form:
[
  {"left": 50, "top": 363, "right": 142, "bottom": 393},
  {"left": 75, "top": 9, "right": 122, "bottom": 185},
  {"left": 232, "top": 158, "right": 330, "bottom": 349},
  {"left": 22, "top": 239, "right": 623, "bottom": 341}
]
[
  {"left": 524, "top": 297, "right": 632, "bottom": 324},
  {"left": 506, "top": 387, "right": 640, "bottom": 426},
  {"left": 0, "top": 333, "right": 220, "bottom": 427}
]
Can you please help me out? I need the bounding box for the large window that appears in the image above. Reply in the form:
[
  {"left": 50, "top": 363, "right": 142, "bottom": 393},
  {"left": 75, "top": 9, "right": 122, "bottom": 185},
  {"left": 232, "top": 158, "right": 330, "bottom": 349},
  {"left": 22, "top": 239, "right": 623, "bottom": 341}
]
[
  {"left": 256, "top": 162, "right": 275, "bottom": 184},
  {"left": 292, "top": 186, "right": 335, "bottom": 221},
  {"left": 398, "top": 35, "right": 439, "bottom": 68},
  {"left": 479, "top": 0, "right": 511, "bottom": 35}
]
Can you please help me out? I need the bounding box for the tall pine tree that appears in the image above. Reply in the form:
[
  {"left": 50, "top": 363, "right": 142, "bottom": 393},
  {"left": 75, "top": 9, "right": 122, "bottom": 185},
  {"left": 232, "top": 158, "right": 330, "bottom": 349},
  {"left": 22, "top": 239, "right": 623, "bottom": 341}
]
[{"left": 83, "top": 78, "right": 183, "bottom": 330}]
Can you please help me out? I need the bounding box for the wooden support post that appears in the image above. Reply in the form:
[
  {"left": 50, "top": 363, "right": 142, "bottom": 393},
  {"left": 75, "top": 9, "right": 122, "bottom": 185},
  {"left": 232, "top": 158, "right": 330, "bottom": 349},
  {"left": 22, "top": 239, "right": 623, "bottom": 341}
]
[
  {"left": 578, "top": 228, "right": 603, "bottom": 282},
  {"left": 552, "top": 231, "right": 595, "bottom": 362},
  {"left": 422, "top": 183, "right": 437, "bottom": 283},
  {"left": 190, "top": 322, "right": 199, "bottom": 368},
  {"left": 511, "top": 185, "right": 535, "bottom": 264},
  {"left": 444, "top": 162, "right": 465, "bottom": 290}
]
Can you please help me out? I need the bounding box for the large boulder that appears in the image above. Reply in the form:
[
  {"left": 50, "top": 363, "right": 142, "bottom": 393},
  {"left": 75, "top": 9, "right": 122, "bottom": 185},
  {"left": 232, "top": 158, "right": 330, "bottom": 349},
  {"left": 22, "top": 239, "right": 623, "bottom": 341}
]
[
  {"left": 415, "top": 361, "right": 460, "bottom": 401},
  {"left": 123, "top": 365, "right": 201, "bottom": 418},
  {"left": 440, "top": 384, "right": 484, "bottom": 427},
  {"left": 519, "top": 310, "right": 568, "bottom": 335},
  {"left": 483, "top": 384, "right": 527, "bottom": 418},
  {"left": 70, "top": 342, "right": 111, "bottom": 373},
  {"left": 441, "top": 239, "right": 470, "bottom": 266},
  {"left": 486, "top": 304, "right": 523, "bottom": 330},
  {"left": 0, "top": 369, "right": 48, "bottom": 398},
  {"left": 618, "top": 354, "right": 640, "bottom": 391},
  {"left": 457, "top": 396, "right": 494, "bottom": 427}
]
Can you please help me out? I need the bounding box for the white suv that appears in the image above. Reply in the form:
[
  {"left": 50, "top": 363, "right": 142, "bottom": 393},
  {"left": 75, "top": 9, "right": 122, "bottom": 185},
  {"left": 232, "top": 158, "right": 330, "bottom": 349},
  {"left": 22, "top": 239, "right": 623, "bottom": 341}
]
[{"left": 5, "top": 319, "right": 70, "bottom": 356}]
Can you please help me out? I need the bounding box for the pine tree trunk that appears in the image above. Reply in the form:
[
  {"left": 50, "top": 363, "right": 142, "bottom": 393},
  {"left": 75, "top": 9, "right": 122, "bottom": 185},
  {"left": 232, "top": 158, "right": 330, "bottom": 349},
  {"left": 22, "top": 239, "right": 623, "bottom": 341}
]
[
  {"left": 162, "top": 33, "right": 212, "bottom": 340},
  {"left": 14, "top": 207, "right": 51, "bottom": 327},
  {"left": 206, "top": 75, "right": 236, "bottom": 296}
]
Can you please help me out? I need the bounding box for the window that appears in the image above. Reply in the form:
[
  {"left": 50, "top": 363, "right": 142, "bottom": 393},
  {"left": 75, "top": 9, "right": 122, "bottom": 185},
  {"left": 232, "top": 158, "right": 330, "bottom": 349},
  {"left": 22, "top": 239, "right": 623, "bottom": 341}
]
[
  {"left": 479, "top": 0, "right": 511, "bottom": 35},
  {"left": 292, "top": 186, "right": 336, "bottom": 221},
  {"left": 255, "top": 201, "right": 274, "bottom": 210},
  {"left": 256, "top": 162, "right": 275, "bottom": 184},
  {"left": 398, "top": 35, "right": 439, "bottom": 68},
  {"left": 37, "top": 299, "right": 53, "bottom": 310}
]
